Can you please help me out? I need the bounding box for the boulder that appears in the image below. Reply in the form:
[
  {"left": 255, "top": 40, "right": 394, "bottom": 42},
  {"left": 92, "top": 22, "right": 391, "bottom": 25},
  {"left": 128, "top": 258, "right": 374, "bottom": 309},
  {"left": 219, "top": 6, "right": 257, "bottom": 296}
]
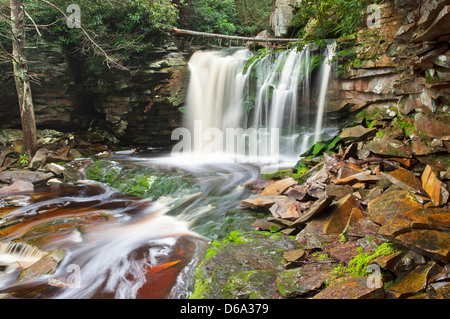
[
  {"left": 46, "top": 163, "right": 65, "bottom": 176},
  {"left": 0, "top": 180, "right": 34, "bottom": 197},
  {"left": 0, "top": 170, "right": 54, "bottom": 184},
  {"left": 17, "top": 249, "right": 67, "bottom": 283},
  {"left": 29, "top": 148, "right": 48, "bottom": 170}
]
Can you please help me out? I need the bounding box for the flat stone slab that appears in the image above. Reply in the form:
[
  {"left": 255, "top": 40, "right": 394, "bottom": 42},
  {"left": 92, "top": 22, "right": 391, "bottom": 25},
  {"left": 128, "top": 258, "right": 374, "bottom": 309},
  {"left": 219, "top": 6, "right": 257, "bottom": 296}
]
[
  {"left": 313, "top": 276, "right": 385, "bottom": 299},
  {"left": 259, "top": 177, "right": 297, "bottom": 196},
  {"left": 240, "top": 195, "right": 287, "bottom": 210}
]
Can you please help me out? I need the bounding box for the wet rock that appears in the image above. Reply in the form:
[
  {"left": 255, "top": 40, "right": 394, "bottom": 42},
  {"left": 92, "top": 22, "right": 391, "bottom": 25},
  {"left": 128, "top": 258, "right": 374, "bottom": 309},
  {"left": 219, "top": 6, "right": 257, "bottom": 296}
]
[
  {"left": 415, "top": 113, "right": 450, "bottom": 141},
  {"left": 285, "top": 186, "right": 309, "bottom": 201},
  {"left": 326, "top": 241, "right": 361, "bottom": 265},
  {"left": 0, "top": 181, "right": 34, "bottom": 197},
  {"left": 313, "top": 276, "right": 385, "bottom": 299},
  {"left": 251, "top": 219, "right": 286, "bottom": 232},
  {"left": 223, "top": 270, "right": 279, "bottom": 299},
  {"left": 339, "top": 125, "right": 377, "bottom": 141},
  {"left": 398, "top": 93, "right": 436, "bottom": 115},
  {"left": 331, "top": 172, "right": 381, "bottom": 185},
  {"left": 323, "top": 194, "right": 359, "bottom": 235},
  {"left": 283, "top": 249, "right": 306, "bottom": 263},
  {"left": 413, "top": 5, "right": 450, "bottom": 42},
  {"left": 17, "top": 249, "right": 67, "bottom": 283},
  {"left": 422, "top": 165, "right": 449, "bottom": 206},
  {"left": 276, "top": 264, "right": 334, "bottom": 298},
  {"left": 259, "top": 177, "right": 297, "bottom": 196},
  {"left": 190, "top": 231, "right": 301, "bottom": 299},
  {"left": 369, "top": 251, "right": 404, "bottom": 272},
  {"left": 269, "top": 196, "right": 302, "bottom": 219},
  {"left": 2, "top": 195, "right": 33, "bottom": 207},
  {"left": 387, "top": 262, "right": 439, "bottom": 298},
  {"left": 0, "top": 170, "right": 54, "bottom": 185},
  {"left": 392, "top": 251, "right": 427, "bottom": 278},
  {"left": 291, "top": 196, "right": 333, "bottom": 226},
  {"left": 361, "top": 187, "right": 384, "bottom": 206},
  {"left": 45, "top": 163, "right": 65, "bottom": 177},
  {"left": 431, "top": 281, "right": 450, "bottom": 298},
  {"left": 380, "top": 167, "right": 424, "bottom": 195},
  {"left": 240, "top": 195, "right": 287, "bottom": 210},
  {"left": 325, "top": 184, "right": 354, "bottom": 200},
  {"left": 378, "top": 208, "right": 450, "bottom": 263},
  {"left": 366, "top": 135, "right": 413, "bottom": 158},
  {"left": 243, "top": 179, "right": 275, "bottom": 194},
  {"left": 29, "top": 149, "right": 48, "bottom": 170},
  {"left": 367, "top": 189, "right": 423, "bottom": 225}
]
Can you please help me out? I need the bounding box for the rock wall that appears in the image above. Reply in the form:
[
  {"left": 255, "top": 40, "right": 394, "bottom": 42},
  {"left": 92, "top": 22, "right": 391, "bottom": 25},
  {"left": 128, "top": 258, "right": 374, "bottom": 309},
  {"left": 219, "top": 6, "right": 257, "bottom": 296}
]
[
  {"left": 0, "top": 37, "right": 188, "bottom": 147},
  {"left": 330, "top": 0, "right": 450, "bottom": 159},
  {"left": 270, "top": 0, "right": 302, "bottom": 37}
]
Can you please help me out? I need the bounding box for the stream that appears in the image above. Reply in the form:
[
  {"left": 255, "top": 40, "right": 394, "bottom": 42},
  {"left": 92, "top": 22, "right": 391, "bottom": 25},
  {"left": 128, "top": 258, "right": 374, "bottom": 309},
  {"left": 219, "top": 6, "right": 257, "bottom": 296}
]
[{"left": 0, "top": 149, "right": 271, "bottom": 299}]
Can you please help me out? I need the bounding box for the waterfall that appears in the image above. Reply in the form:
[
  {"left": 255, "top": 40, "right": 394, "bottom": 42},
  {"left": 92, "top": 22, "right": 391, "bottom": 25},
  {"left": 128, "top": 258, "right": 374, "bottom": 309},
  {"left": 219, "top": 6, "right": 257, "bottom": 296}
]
[
  {"left": 314, "top": 42, "right": 337, "bottom": 144},
  {"left": 179, "top": 43, "right": 337, "bottom": 169}
]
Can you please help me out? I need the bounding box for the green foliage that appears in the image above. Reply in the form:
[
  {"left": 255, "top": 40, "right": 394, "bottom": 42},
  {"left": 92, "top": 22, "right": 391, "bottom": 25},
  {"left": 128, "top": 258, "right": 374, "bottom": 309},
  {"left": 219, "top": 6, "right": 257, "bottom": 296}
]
[
  {"left": 300, "top": 135, "right": 343, "bottom": 158},
  {"left": 288, "top": 0, "right": 379, "bottom": 40},
  {"left": 17, "top": 154, "right": 30, "bottom": 167},
  {"left": 178, "top": 0, "right": 238, "bottom": 35},
  {"left": 178, "top": 0, "right": 273, "bottom": 40},
  {"left": 4, "top": 0, "right": 178, "bottom": 62},
  {"left": 233, "top": 0, "right": 272, "bottom": 36}
]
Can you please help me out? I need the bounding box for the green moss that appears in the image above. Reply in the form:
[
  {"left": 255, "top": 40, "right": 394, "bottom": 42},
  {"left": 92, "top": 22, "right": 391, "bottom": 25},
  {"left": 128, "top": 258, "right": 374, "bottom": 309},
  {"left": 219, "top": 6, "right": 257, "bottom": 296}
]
[
  {"left": 332, "top": 242, "right": 399, "bottom": 278},
  {"left": 85, "top": 160, "right": 198, "bottom": 200},
  {"left": 223, "top": 270, "right": 277, "bottom": 299}
]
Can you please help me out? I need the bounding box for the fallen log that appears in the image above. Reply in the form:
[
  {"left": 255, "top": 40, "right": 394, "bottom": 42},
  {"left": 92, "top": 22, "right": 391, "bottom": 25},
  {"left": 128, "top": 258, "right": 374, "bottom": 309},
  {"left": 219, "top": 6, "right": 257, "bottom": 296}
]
[{"left": 172, "top": 28, "right": 299, "bottom": 43}]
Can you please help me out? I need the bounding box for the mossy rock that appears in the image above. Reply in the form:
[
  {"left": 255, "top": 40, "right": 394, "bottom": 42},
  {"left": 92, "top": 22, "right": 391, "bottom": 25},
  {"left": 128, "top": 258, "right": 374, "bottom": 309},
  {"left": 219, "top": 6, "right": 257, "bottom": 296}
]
[
  {"left": 190, "top": 230, "right": 301, "bottom": 299},
  {"left": 85, "top": 160, "right": 198, "bottom": 200}
]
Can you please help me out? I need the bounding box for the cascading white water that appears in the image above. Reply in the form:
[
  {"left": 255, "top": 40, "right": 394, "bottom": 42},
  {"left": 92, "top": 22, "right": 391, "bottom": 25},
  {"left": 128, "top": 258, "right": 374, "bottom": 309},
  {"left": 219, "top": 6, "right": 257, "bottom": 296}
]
[
  {"left": 183, "top": 43, "right": 337, "bottom": 167},
  {"left": 314, "top": 42, "right": 337, "bottom": 144}
]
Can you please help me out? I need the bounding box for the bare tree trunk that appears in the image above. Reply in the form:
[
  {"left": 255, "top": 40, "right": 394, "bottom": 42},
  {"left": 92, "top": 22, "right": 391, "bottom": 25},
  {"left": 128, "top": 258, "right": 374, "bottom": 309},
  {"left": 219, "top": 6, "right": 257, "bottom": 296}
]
[
  {"left": 173, "top": 28, "right": 299, "bottom": 42},
  {"left": 10, "top": 0, "right": 37, "bottom": 157}
]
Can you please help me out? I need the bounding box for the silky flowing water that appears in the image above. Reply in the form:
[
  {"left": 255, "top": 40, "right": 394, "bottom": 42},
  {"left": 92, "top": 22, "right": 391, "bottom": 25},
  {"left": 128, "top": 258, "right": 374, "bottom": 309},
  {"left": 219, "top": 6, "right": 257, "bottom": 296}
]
[{"left": 0, "top": 45, "right": 338, "bottom": 299}]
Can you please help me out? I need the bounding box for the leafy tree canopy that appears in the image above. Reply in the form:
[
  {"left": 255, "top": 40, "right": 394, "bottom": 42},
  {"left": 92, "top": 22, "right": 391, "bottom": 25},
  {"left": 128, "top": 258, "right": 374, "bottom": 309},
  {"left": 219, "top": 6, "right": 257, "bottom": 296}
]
[{"left": 288, "top": 0, "right": 381, "bottom": 40}]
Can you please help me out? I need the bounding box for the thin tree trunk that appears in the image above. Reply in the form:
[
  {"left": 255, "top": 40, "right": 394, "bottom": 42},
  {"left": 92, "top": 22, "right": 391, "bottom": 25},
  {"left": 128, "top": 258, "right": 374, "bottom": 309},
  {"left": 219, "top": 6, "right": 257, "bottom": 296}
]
[
  {"left": 173, "top": 28, "right": 299, "bottom": 42},
  {"left": 10, "top": 0, "right": 37, "bottom": 157}
]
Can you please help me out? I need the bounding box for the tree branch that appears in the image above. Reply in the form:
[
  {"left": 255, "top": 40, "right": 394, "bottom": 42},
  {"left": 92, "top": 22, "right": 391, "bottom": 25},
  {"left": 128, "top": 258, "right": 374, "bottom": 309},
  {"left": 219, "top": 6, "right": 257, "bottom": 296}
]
[
  {"left": 38, "top": 0, "right": 129, "bottom": 71},
  {"left": 24, "top": 9, "right": 41, "bottom": 37}
]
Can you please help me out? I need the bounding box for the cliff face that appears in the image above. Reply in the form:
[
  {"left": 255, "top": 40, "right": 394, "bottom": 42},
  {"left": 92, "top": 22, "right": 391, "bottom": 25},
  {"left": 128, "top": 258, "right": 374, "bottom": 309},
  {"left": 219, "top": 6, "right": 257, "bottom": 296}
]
[
  {"left": 328, "top": 0, "right": 450, "bottom": 159},
  {"left": 0, "top": 37, "right": 188, "bottom": 147}
]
